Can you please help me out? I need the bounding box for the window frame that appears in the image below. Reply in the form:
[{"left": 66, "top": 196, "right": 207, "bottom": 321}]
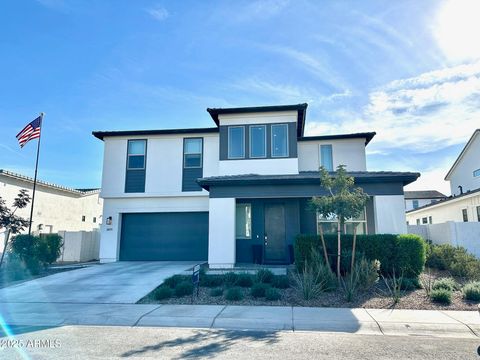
[
  {"left": 228, "top": 126, "right": 246, "bottom": 159},
  {"left": 462, "top": 208, "right": 468, "bottom": 222},
  {"left": 235, "top": 203, "right": 252, "bottom": 239},
  {"left": 316, "top": 208, "right": 367, "bottom": 235},
  {"left": 422, "top": 217, "right": 428, "bottom": 224},
  {"left": 412, "top": 200, "right": 419, "bottom": 209},
  {"left": 271, "top": 123, "right": 289, "bottom": 158},
  {"left": 320, "top": 144, "right": 334, "bottom": 171},
  {"left": 249, "top": 125, "right": 267, "bottom": 159},
  {"left": 183, "top": 137, "right": 203, "bottom": 169},
  {"left": 126, "top": 139, "right": 147, "bottom": 170},
  {"left": 473, "top": 169, "right": 480, "bottom": 177}
]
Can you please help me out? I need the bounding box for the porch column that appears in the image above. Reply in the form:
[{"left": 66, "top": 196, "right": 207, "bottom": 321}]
[
  {"left": 373, "top": 195, "right": 407, "bottom": 234},
  {"left": 208, "top": 197, "right": 236, "bottom": 268}
]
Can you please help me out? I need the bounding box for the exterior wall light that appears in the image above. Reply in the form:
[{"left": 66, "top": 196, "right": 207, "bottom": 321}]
[{"left": 106, "top": 216, "right": 113, "bottom": 225}]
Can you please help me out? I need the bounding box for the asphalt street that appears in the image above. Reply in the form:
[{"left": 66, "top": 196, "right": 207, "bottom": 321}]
[{"left": 1, "top": 325, "right": 479, "bottom": 360}]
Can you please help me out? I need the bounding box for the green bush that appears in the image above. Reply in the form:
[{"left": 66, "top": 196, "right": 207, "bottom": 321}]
[
  {"left": 272, "top": 275, "right": 290, "bottom": 289},
  {"left": 462, "top": 281, "right": 480, "bottom": 301},
  {"left": 251, "top": 283, "right": 270, "bottom": 298},
  {"left": 153, "top": 286, "right": 173, "bottom": 300},
  {"left": 427, "top": 244, "right": 480, "bottom": 280},
  {"left": 36, "top": 234, "right": 63, "bottom": 265},
  {"left": 3, "top": 254, "right": 27, "bottom": 281},
  {"left": 295, "top": 233, "right": 426, "bottom": 278},
  {"left": 426, "top": 243, "right": 457, "bottom": 270},
  {"left": 223, "top": 272, "right": 238, "bottom": 287},
  {"left": 399, "top": 277, "right": 421, "bottom": 291},
  {"left": 225, "top": 287, "right": 243, "bottom": 301},
  {"left": 256, "top": 269, "right": 274, "bottom": 283},
  {"left": 432, "top": 277, "right": 459, "bottom": 292},
  {"left": 200, "top": 275, "right": 224, "bottom": 288},
  {"left": 265, "top": 288, "right": 281, "bottom": 301},
  {"left": 430, "top": 288, "right": 452, "bottom": 305},
  {"left": 174, "top": 281, "right": 194, "bottom": 297},
  {"left": 163, "top": 275, "right": 190, "bottom": 289},
  {"left": 210, "top": 288, "right": 223, "bottom": 297},
  {"left": 236, "top": 274, "right": 254, "bottom": 287},
  {"left": 10, "top": 234, "right": 38, "bottom": 269}
]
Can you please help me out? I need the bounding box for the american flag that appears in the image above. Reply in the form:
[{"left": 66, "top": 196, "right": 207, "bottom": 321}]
[{"left": 16, "top": 116, "right": 42, "bottom": 148}]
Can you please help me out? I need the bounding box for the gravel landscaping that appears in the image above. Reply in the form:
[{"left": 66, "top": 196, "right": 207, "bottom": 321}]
[{"left": 138, "top": 267, "right": 479, "bottom": 310}]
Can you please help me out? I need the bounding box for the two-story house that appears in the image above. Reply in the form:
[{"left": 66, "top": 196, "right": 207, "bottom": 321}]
[
  {"left": 93, "top": 104, "right": 419, "bottom": 268},
  {"left": 404, "top": 190, "right": 446, "bottom": 211}
]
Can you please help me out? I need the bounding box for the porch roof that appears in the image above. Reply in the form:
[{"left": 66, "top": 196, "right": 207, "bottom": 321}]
[{"left": 197, "top": 171, "right": 420, "bottom": 191}]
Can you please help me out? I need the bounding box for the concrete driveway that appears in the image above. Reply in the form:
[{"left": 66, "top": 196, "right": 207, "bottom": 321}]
[{"left": 0, "top": 261, "right": 197, "bottom": 304}]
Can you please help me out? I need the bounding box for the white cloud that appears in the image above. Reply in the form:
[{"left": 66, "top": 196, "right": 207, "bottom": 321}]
[
  {"left": 305, "top": 61, "right": 480, "bottom": 154},
  {"left": 235, "top": 0, "right": 290, "bottom": 21},
  {"left": 146, "top": 5, "right": 169, "bottom": 21},
  {"left": 404, "top": 158, "right": 455, "bottom": 196}
]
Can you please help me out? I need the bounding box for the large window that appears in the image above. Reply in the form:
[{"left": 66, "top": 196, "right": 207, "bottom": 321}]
[
  {"left": 228, "top": 126, "right": 245, "bottom": 159},
  {"left": 236, "top": 203, "right": 252, "bottom": 239},
  {"left": 462, "top": 208, "right": 468, "bottom": 222},
  {"left": 474, "top": 169, "right": 480, "bottom": 177},
  {"left": 127, "top": 140, "right": 146, "bottom": 169},
  {"left": 320, "top": 144, "right": 333, "bottom": 171},
  {"left": 249, "top": 125, "right": 266, "bottom": 158},
  {"left": 184, "top": 138, "right": 203, "bottom": 168},
  {"left": 271, "top": 124, "right": 288, "bottom": 157},
  {"left": 316, "top": 209, "right": 367, "bottom": 235}
]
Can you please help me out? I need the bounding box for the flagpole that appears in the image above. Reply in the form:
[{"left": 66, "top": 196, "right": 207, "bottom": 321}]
[{"left": 28, "top": 113, "right": 44, "bottom": 236}]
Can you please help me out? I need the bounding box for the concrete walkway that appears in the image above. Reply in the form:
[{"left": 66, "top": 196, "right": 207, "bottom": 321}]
[
  {"left": 0, "top": 261, "right": 197, "bottom": 304},
  {"left": 1, "top": 303, "right": 478, "bottom": 339}
]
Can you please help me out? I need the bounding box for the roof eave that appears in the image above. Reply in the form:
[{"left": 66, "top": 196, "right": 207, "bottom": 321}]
[{"left": 444, "top": 129, "right": 480, "bottom": 180}]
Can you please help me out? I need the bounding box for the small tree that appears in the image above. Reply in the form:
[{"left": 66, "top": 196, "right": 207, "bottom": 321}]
[
  {"left": 310, "top": 165, "right": 369, "bottom": 281},
  {"left": 0, "top": 190, "right": 31, "bottom": 268}
]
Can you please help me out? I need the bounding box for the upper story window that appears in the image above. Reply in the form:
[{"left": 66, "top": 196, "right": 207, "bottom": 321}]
[
  {"left": 249, "top": 125, "right": 266, "bottom": 158},
  {"left": 184, "top": 138, "right": 203, "bottom": 168},
  {"left": 320, "top": 144, "right": 333, "bottom": 171},
  {"left": 474, "top": 169, "right": 480, "bottom": 177},
  {"left": 127, "top": 140, "right": 146, "bottom": 169},
  {"left": 228, "top": 126, "right": 245, "bottom": 159},
  {"left": 271, "top": 124, "right": 288, "bottom": 157},
  {"left": 462, "top": 209, "right": 468, "bottom": 222},
  {"left": 412, "top": 200, "right": 419, "bottom": 209}
]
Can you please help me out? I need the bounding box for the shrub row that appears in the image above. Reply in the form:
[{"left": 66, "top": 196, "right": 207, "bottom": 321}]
[
  {"left": 295, "top": 233, "right": 427, "bottom": 278},
  {"left": 426, "top": 244, "right": 480, "bottom": 280}
]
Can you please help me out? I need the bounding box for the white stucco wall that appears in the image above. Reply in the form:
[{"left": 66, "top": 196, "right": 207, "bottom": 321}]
[
  {"left": 100, "top": 133, "right": 219, "bottom": 198},
  {"left": 218, "top": 111, "right": 297, "bottom": 126},
  {"left": 406, "top": 192, "right": 480, "bottom": 224},
  {"left": 373, "top": 195, "right": 407, "bottom": 234},
  {"left": 99, "top": 196, "right": 209, "bottom": 262},
  {"left": 297, "top": 138, "right": 367, "bottom": 172},
  {"left": 0, "top": 175, "right": 103, "bottom": 248},
  {"left": 448, "top": 132, "right": 480, "bottom": 195},
  {"left": 207, "top": 197, "right": 236, "bottom": 268},
  {"left": 218, "top": 158, "right": 299, "bottom": 175}
]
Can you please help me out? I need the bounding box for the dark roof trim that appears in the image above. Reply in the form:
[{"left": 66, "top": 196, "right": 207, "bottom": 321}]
[
  {"left": 445, "top": 129, "right": 480, "bottom": 180},
  {"left": 92, "top": 127, "right": 219, "bottom": 141},
  {"left": 404, "top": 190, "right": 447, "bottom": 200},
  {"left": 406, "top": 187, "right": 480, "bottom": 213},
  {"left": 197, "top": 171, "right": 420, "bottom": 191},
  {"left": 299, "top": 132, "right": 376, "bottom": 146},
  {"left": 207, "top": 103, "right": 308, "bottom": 137}
]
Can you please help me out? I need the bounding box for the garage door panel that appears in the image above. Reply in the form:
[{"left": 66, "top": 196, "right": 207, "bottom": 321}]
[{"left": 120, "top": 212, "right": 208, "bottom": 261}]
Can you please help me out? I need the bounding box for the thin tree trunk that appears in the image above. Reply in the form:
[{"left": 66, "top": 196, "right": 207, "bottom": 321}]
[
  {"left": 350, "top": 225, "right": 358, "bottom": 273},
  {"left": 0, "top": 229, "right": 10, "bottom": 268},
  {"left": 337, "top": 220, "right": 341, "bottom": 282},
  {"left": 318, "top": 225, "right": 331, "bottom": 269}
]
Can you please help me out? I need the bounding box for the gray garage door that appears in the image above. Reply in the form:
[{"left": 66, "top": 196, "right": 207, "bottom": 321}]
[{"left": 119, "top": 212, "right": 209, "bottom": 261}]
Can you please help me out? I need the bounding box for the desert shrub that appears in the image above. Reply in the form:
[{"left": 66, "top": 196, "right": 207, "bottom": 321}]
[
  {"left": 272, "top": 275, "right": 290, "bottom": 289},
  {"left": 250, "top": 283, "right": 270, "bottom": 298},
  {"left": 153, "top": 286, "right": 173, "bottom": 300},
  {"left": 290, "top": 254, "right": 335, "bottom": 300},
  {"left": 427, "top": 244, "right": 480, "bottom": 280},
  {"left": 381, "top": 271, "right": 404, "bottom": 304},
  {"left": 399, "top": 277, "right": 421, "bottom": 291},
  {"left": 236, "top": 273, "right": 254, "bottom": 287},
  {"left": 200, "top": 275, "right": 224, "bottom": 288},
  {"left": 463, "top": 282, "right": 480, "bottom": 301},
  {"left": 223, "top": 272, "right": 238, "bottom": 287},
  {"left": 426, "top": 244, "right": 458, "bottom": 270},
  {"left": 341, "top": 271, "right": 360, "bottom": 302},
  {"left": 265, "top": 288, "right": 281, "bottom": 301},
  {"left": 430, "top": 288, "right": 452, "bottom": 305},
  {"left": 295, "top": 233, "right": 426, "bottom": 278},
  {"left": 163, "top": 275, "right": 190, "bottom": 289},
  {"left": 210, "top": 288, "right": 223, "bottom": 297},
  {"left": 432, "top": 277, "right": 459, "bottom": 292},
  {"left": 225, "top": 287, "right": 243, "bottom": 301},
  {"left": 174, "top": 281, "right": 194, "bottom": 297},
  {"left": 36, "top": 234, "right": 63, "bottom": 265},
  {"left": 256, "top": 269, "right": 274, "bottom": 284},
  {"left": 356, "top": 258, "right": 380, "bottom": 290}
]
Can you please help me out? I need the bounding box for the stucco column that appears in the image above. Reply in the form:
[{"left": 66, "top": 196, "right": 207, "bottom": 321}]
[
  {"left": 373, "top": 195, "right": 407, "bottom": 234},
  {"left": 208, "top": 197, "right": 236, "bottom": 268},
  {"left": 99, "top": 201, "right": 121, "bottom": 263}
]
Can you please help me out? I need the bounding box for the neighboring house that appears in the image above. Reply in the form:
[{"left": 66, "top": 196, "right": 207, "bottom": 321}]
[
  {"left": 93, "top": 103, "right": 419, "bottom": 268},
  {"left": 406, "top": 129, "right": 480, "bottom": 225},
  {"left": 404, "top": 190, "right": 446, "bottom": 211},
  {"left": 0, "top": 169, "right": 103, "bottom": 247},
  {"left": 445, "top": 129, "right": 480, "bottom": 196}
]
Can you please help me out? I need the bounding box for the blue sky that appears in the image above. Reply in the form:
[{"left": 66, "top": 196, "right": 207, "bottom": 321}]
[{"left": 1, "top": 0, "right": 480, "bottom": 194}]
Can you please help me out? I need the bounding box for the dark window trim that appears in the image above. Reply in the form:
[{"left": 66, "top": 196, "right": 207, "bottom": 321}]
[
  {"left": 271, "top": 123, "right": 289, "bottom": 158},
  {"left": 477, "top": 206, "right": 480, "bottom": 222},
  {"left": 235, "top": 202, "right": 252, "bottom": 239},
  {"left": 126, "top": 139, "right": 147, "bottom": 170},
  {"left": 249, "top": 124, "right": 267, "bottom": 159},
  {"left": 183, "top": 137, "right": 203, "bottom": 169},
  {"left": 228, "top": 126, "right": 245, "bottom": 159},
  {"left": 125, "top": 139, "right": 147, "bottom": 193}
]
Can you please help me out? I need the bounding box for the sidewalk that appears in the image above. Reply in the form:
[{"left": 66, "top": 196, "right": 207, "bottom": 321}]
[{"left": 1, "top": 303, "right": 479, "bottom": 338}]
